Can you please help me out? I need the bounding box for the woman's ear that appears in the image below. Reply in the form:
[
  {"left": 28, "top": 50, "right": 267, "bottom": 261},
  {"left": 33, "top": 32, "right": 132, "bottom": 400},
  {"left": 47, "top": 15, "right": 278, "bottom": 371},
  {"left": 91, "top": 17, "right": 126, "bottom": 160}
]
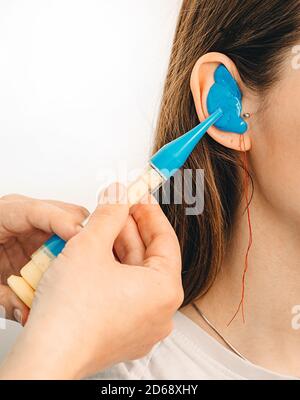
[{"left": 190, "top": 52, "right": 252, "bottom": 151}]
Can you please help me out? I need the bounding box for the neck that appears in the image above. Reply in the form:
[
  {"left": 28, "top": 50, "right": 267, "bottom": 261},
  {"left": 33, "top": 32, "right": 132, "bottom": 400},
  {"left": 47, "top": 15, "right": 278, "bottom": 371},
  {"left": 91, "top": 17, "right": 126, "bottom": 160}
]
[{"left": 190, "top": 183, "right": 300, "bottom": 376}]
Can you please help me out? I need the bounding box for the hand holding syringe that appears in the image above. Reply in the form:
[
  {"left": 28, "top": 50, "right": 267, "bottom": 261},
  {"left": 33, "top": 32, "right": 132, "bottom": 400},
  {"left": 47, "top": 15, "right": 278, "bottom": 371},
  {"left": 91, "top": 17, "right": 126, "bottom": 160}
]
[{"left": 0, "top": 189, "right": 183, "bottom": 379}]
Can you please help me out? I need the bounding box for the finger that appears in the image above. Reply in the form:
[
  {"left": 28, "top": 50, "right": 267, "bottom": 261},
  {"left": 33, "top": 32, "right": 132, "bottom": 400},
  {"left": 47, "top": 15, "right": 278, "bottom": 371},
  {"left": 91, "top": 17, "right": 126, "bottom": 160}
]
[
  {"left": 43, "top": 200, "right": 89, "bottom": 219},
  {"left": 84, "top": 183, "right": 129, "bottom": 249},
  {"left": 114, "top": 215, "right": 145, "bottom": 265},
  {"left": 0, "top": 284, "right": 29, "bottom": 325},
  {"left": 1, "top": 194, "right": 28, "bottom": 201},
  {"left": 1, "top": 238, "right": 30, "bottom": 277},
  {"left": 0, "top": 200, "right": 86, "bottom": 242},
  {"left": 131, "top": 196, "right": 181, "bottom": 271},
  {"left": 1, "top": 194, "right": 89, "bottom": 218},
  {"left": 2, "top": 231, "right": 51, "bottom": 276},
  {"left": 14, "top": 230, "right": 50, "bottom": 259},
  {"left": 1, "top": 194, "right": 89, "bottom": 222}
]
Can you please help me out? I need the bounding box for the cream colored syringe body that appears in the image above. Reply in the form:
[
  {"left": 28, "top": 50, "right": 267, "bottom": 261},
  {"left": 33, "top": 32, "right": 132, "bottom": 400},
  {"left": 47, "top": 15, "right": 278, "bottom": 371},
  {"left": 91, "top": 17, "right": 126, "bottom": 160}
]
[
  {"left": 127, "top": 165, "right": 165, "bottom": 205},
  {"left": 8, "top": 165, "right": 166, "bottom": 309},
  {"left": 7, "top": 240, "right": 57, "bottom": 308}
]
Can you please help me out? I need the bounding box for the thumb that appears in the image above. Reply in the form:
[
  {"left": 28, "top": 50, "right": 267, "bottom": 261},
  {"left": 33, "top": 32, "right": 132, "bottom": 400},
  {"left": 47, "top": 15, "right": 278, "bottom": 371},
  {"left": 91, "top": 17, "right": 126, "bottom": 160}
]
[{"left": 84, "top": 183, "right": 129, "bottom": 248}]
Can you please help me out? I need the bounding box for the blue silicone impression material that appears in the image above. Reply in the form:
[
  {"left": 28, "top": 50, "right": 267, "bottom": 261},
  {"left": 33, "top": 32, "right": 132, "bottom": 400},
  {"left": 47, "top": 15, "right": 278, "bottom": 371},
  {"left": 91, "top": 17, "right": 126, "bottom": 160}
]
[
  {"left": 207, "top": 65, "right": 248, "bottom": 134},
  {"left": 151, "top": 65, "right": 248, "bottom": 178}
]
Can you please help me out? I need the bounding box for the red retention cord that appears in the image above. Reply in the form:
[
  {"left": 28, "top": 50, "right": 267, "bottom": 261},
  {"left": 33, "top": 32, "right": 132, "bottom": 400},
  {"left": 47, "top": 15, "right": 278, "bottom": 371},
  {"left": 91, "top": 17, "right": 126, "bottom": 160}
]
[{"left": 227, "top": 135, "right": 253, "bottom": 325}]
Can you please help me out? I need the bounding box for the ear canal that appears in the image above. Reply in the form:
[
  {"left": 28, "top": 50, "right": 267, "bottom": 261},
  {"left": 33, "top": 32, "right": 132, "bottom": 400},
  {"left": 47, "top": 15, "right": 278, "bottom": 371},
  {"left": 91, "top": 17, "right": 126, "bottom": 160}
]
[{"left": 207, "top": 65, "right": 248, "bottom": 134}]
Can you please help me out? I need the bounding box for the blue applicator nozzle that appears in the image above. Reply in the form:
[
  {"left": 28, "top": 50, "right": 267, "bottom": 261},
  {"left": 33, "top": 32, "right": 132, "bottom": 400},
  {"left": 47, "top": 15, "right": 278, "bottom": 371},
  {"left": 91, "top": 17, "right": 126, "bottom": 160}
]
[{"left": 150, "top": 108, "right": 223, "bottom": 179}]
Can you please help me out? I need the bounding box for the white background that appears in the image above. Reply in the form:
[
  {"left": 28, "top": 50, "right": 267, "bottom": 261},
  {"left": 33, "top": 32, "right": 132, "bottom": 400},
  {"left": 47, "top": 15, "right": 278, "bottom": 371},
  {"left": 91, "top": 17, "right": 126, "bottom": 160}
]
[{"left": 0, "top": 0, "right": 181, "bottom": 360}]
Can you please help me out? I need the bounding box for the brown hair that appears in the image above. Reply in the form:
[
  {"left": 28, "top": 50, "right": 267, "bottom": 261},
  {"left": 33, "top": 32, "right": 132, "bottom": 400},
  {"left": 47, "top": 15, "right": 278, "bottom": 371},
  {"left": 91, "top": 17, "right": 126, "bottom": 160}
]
[{"left": 154, "top": 0, "right": 300, "bottom": 306}]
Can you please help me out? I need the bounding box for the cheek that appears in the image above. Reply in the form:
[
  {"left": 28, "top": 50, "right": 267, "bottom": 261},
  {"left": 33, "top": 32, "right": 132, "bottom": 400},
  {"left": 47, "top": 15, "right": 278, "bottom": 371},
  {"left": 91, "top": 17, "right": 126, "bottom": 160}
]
[{"left": 249, "top": 79, "right": 300, "bottom": 218}]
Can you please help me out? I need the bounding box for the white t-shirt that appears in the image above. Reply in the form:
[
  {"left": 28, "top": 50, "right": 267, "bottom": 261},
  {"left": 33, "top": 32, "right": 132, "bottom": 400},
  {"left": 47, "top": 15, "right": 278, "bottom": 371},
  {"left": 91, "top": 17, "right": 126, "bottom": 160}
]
[{"left": 91, "top": 311, "right": 297, "bottom": 380}]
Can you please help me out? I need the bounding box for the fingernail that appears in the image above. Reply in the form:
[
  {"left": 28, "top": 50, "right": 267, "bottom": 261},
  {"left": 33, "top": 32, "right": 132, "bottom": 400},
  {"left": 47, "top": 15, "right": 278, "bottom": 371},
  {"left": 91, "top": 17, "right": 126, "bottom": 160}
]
[
  {"left": 13, "top": 309, "right": 23, "bottom": 324},
  {"left": 76, "top": 224, "right": 83, "bottom": 233},
  {"left": 82, "top": 208, "right": 90, "bottom": 218}
]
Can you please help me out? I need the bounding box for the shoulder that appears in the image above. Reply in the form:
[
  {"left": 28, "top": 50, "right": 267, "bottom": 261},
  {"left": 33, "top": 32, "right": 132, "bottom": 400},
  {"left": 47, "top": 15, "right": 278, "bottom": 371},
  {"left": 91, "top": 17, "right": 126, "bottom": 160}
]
[{"left": 89, "top": 311, "right": 300, "bottom": 381}]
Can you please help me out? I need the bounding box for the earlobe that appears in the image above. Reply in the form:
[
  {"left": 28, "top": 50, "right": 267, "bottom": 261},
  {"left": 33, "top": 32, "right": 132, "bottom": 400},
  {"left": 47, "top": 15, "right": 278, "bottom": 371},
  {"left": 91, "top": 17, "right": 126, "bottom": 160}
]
[{"left": 190, "top": 52, "right": 251, "bottom": 151}]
